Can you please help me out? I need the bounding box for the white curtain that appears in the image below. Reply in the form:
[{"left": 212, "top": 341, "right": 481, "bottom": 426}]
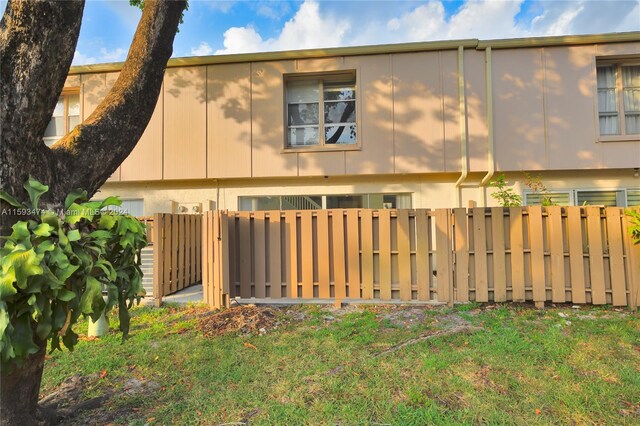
[
  {"left": 623, "top": 66, "right": 640, "bottom": 134},
  {"left": 597, "top": 66, "right": 619, "bottom": 135}
]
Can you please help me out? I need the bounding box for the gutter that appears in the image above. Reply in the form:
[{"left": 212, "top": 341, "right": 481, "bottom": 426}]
[
  {"left": 454, "top": 46, "right": 469, "bottom": 206},
  {"left": 480, "top": 47, "right": 495, "bottom": 187}
]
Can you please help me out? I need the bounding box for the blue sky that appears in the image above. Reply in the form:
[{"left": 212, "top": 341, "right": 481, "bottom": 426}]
[{"left": 2, "top": 1, "right": 638, "bottom": 65}]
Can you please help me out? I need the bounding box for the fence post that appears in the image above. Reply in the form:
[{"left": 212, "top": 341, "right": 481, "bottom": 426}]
[{"left": 152, "top": 213, "right": 163, "bottom": 307}]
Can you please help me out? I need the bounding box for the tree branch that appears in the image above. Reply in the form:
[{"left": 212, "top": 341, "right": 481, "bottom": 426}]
[
  {"left": 0, "top": 0, "right": 85, "bottom": 202},
  {"left": 49, "top": 0, "right": 187, "bottom": 203}
]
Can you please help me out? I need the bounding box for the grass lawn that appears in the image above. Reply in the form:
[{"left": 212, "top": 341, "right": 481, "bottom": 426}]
[{"left": 41, "top": 302, "right": 640, "bottom": 425}]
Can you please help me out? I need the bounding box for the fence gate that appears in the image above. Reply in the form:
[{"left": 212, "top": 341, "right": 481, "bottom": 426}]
[{"left": 201, "top": 208, "right": 640, "bottom": 310}]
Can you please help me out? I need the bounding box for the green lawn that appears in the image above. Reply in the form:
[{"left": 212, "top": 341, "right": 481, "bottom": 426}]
[{"left": 41, "top": 303, "right": 640, "bottom": 425}]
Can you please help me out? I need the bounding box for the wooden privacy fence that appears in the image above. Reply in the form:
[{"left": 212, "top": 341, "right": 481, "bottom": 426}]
[
  {"left": 152, "top": 213, "right": 202, "bottom": 301},
  {"left": 201, "top": 207, "right": 640, "bottom": 310}
]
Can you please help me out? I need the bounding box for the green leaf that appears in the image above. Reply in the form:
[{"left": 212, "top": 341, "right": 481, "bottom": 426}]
[
  {"left": 35, "top": 240, "right": 55, "bottom": 255},
  {"left": 12, "top": 314, "right": 40, "bottom": 359},
  {"left": 64, "top": 189, "right": 88, "bottom": 209},
  {"left": 65, "top": 203, "right": 95, "bottom": 224},
  {"left": 23, "top": 177, "right": 49, "bottom": 210},
  {"left": 56, "top": 289, "right": 76, "bottom": 302},
  {"left": 0, "top": 249, "right": 43, "bottom": 289},
  {"left": 54, "top": 263, "right": 79, "bottom": 285},
  {"left": 0, "top": 190, "right": 25, "bottom": 208},
  {"left": 32, "top": 223, "right": 54, "bottom": 237},
  {"left": 41, "top": 210, "right": 60, "bottom": 228},
  {"left": 0, "top": 301, "right": 9, "bottom": 337},
  {"left": 67, "top": 229, "right": 81, "bottom": 242},
  {"left": 78, "top": 276, "right": 104, "bottom": 315},
  {"left": 0, "top": 269, "right": 18, "bottom": 300},
  {"left": 62, "top": 329, "right": 79, "bottom": 351},
  {"left": 94, "top": 260, "right": 116, "bottom": 281},
  {"left": 89, "top": 230, "right": 112, "bottom": 240},
  {"left": 98, "top": 214, "right": 117, "bottom": 230},
  {"left": 99, "top": 197, "right": 122, "bottom": 209},
  {"left": 10, "top": 221, "right": 31, "bottom": 246}
]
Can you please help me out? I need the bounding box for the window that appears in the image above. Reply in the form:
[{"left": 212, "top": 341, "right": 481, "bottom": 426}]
[
  {"left": 286, "top": 73, "right": 356, "bottom": 148},
  {"left": 524, "top": 191, "right": 572, "bottom": 206},
  {"left": 597, "top": 63, "right": 640, "bottom": 136},
  {"left": 43, "top": 91, "right": 80, "bottom": 147},
  {"left": 627, "top": 189, "right": 640, "bottom": 207},
  {"left": 239, "top": 193, "right": 411, "bottom": 211}
]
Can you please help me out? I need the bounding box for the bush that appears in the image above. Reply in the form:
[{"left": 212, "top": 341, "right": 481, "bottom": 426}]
[
  {"left": 0, "top": 178, "right": 147, "bottom": 370},
  {"left": 489, "top": 174, "right": 522, "bottom": 207}
]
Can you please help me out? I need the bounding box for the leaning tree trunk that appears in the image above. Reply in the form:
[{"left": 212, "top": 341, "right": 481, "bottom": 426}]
[{"left": 0, "top": 0, "right": 186, "bottom": 422}]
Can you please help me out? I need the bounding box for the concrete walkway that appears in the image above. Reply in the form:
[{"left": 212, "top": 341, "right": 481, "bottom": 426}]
[{"left": 157, "top": 284, "right": 204, "bottom": 305}]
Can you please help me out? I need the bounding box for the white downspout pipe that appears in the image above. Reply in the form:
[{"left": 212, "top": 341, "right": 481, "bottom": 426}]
[
  {"left": 454, "top": 46, "right": 469, "bottom": 207},
  {"left": 480, "top": 47, "right": 495, "bottom": 188}
]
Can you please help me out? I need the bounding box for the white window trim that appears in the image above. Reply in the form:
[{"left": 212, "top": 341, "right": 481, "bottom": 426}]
[
  {"left": 44, "top": 89, "right": 81, "bottom": 147},
  {"left": 597, "top": 60, "right": 640, "bottom": 141},
  {"left": 283, "top": 71, "right": 360, "bottom": 153}
]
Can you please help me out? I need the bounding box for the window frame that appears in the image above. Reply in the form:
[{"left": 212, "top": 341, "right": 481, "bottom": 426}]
[
  {"left": 523, "top": 188, "right": 636, "bottom": 207},
  {"left": 596, "top": 59, "right": 640, "bottom": 142},
  {"left": 282, "top": 71, "right": 361, "bottom": 153},
  {"left": 43, "top": 88, "right": 81, "bottom": 147}
]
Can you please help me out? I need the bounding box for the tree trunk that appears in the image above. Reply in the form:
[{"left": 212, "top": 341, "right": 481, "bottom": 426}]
[{"left": 0, "top": 339, "right": 47, "bottom": 426}]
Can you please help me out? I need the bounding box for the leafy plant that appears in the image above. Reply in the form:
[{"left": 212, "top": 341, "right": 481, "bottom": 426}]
[
  {"left": 489, "top": 174, "right": 522, "bottom": 207},
  {"left": 524, "top": 173, "right": 556, "bottom": 206},
  {"left": 626, "top": 209, "right": 640, "bottom": 245},
  {"left": 0, "top": 178, "right": 147, "bottom": 370}
]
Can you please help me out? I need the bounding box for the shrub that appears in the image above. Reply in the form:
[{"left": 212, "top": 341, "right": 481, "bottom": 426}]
[{"left": 489, "top": 174, "right": 522, "bottom": 207}]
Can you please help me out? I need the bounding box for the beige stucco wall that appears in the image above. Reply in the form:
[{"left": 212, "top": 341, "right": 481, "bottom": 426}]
[{"left": 96, "top": 169, "right": 640, "bottom": 215}]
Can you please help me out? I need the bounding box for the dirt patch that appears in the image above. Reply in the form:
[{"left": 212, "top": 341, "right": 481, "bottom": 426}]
[{"left": 197, "top": 305, "right": 282, "bottom": 336}]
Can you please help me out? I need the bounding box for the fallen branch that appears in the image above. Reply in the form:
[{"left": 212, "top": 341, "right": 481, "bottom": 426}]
[{"left": 374, "top": 325, "right": 483, "bottom": 357}]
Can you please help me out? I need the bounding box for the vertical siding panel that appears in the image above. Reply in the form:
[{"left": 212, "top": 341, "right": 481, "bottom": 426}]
[
  {"left": 529, "top": 207, "right": 546, "bottom": 304},
  {"left": 397, "top": 209, "right": 412, "bottom": 301},
  {"left": 332, "top": 210, "right": 347, "bottom": 300},
  {"left": 473, "top": 208, "right": 488, "bottom": 302},
  {"left": 360, "top": 210, "right": 374, "bottom": 299},
  {"left": 285, "top": 211, "right": 298, "bottom": 298},
  {"left": 254, "top": 211, "right": 267, "bottom": 298},
  {"left": 587, "top": 207, "right": 607, "bottom": 304},
  {"left": 238, "top": 212, "right": 251, "bottom": 298},
  {"left": 317, "top": 211, "right": 331, "bottom": 298},
  {"left": 268, "top": 212, "right": 282, "bottom": 298},
  {"left": 548, "top": 206, "right": 566, "bottom": 303},
  {"left": 163, "top": 67, "right": 207, "bottom": 179},
  {"left": 435, "top": 209, "right": 452, "bottom": 304},
  {"left": 491, "top": 208, "right": 507, "bottom": 302},
  {"left": 509, "top": 208, "right": 526, "bottom": 301},
  {"left": 346, "top": 210, "right": 361, "bottom": 298},
  {"left": 416, "top": 209, "right": 430, "bottom": 301},
  {"left": 605, "top": 208, "right": 627, "bottom": 306},
  {"left": 379, "top": 210, "right": 392, "bottom": 300},
  {"left": 301, "top": 211, "right": 314, "bottom": 298},
  {"left": 567, "top": 207, "right": 586, "bottom": 303}
]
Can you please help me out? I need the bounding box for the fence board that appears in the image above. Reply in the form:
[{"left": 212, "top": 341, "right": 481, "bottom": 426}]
[
  {"left": 196, "top": 214, "right": 202, "bottom": 282},
  {"left": 379, "top": 210, "right": 392, "bottom": 300},
  {"left": 509, "top": 208, "right": 526, "bottom": 301},
  {"left": 529, "top": 207, "right": 546, "bottom": 304},
  {"left": 285, "top": 211, "right": 298, "bottom": 298},
  {"left": 453, "top": 208, "right": 469, "bottom": 303},
  {"left": 548, "top": 206, "right": 566, "bottom": 303},
  {"left": 153, "top": 214, "right": 163, "bottom": 302},
  {"left": 435, "top": 209, "right": 453, "bottom": 305},
  {"left": 472, "top": 208, "right": 488, "bottom": 302},
  {"left": 605, "top": 208, "right": 627, "bottom": 306},
  {"left": 201, "top": 213, "right": 209, "bottom": 306},
  {"left": 301, "top": 211, "right": 314, "bottom": 298},
  {"left": 346, "top": 210, "right": 360, "bottom": 298},
  {"left": 317, "top": 211, "right": 330, "bottom": 298},
  {"left": 416, "top": 209, "right": 430, "bottom": 301},
  {"left": 268, "top": 211, "right": 282, "bottom": 298},
  {"left": 209, "top": 212, "right": 216, "bottom": 307},
  {"left": 238, "top": 212, "right": 251, "bottom": 298},
  {"left": 170, "top": 214, "right": 179, "bottom": 294},
  {"left": 332, "top": 210, "right": 347, "bottom": 300},
  {"left": 586, "top": 207, "right": 607, "bottom": 304},
  {"left": 254, "top": 211, "right": 267, "bottom": 298},
  {"left": 398, "top": 209, "right": 412, "bottom": 301},
  {"left": 622, "top": 209, "right": 640, "bottom": 309},
  {"left": 491, "top": 207, "right": 507, "bottom": 302},
  {"left": 360, "top": 209, "right": 374, "bottom": 299},
  {"left": 184, "top": 215, "right": 191, "bottom": 287},
  {"left": 227, "top": 213, "right": 236, "bottom": 294},
  {"left": 190, "top": 215, "right": 196, "bottom": 285},
  {"left": 567, "top": 207, "right": 586, "bottom": 303}
]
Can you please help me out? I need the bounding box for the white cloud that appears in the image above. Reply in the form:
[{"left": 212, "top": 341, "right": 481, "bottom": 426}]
[
  {"left": 72, "top": 47, "right": 127, "bottom": 65},
  {"left": 191, "top": 41, "right": 214, "bottom": 56},
  {"left": 216, "top": 1, "right": 350, "bottom": 54}
]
